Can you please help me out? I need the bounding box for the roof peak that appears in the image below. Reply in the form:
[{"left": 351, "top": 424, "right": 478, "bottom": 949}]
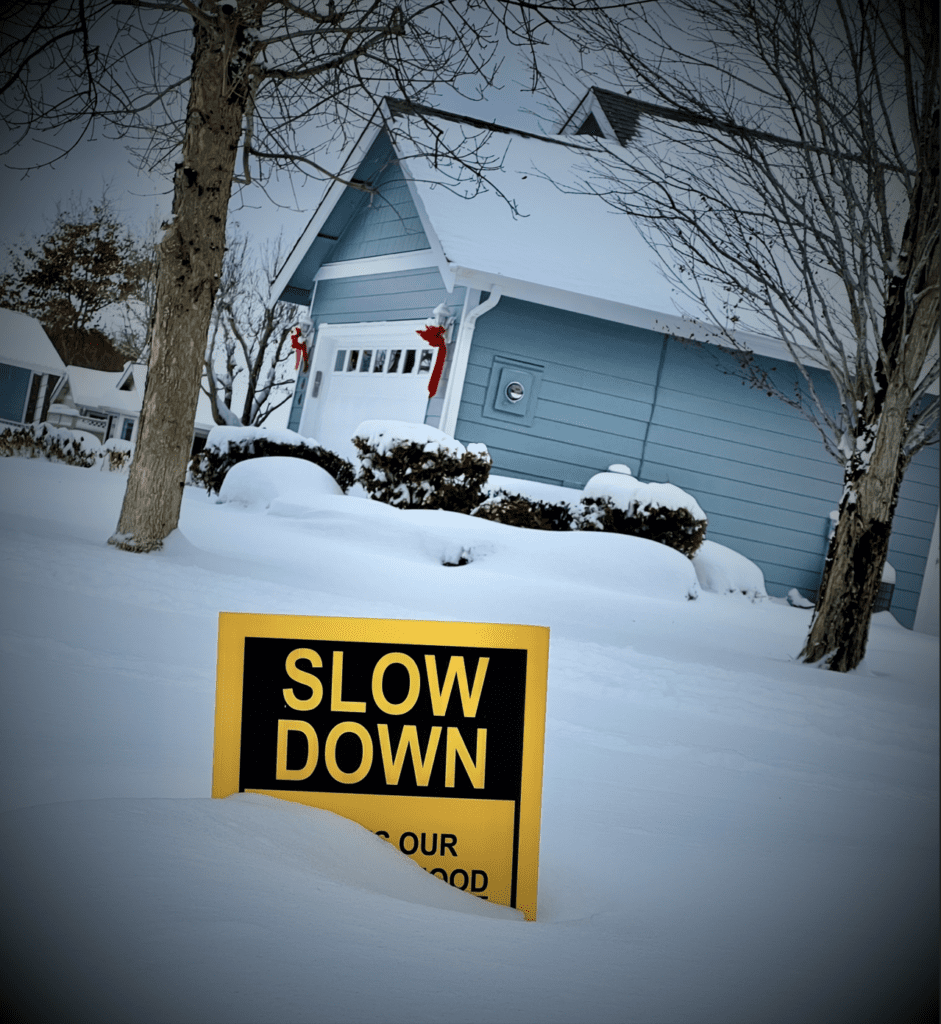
[{"left": 384, "top": 96, "right": 594, "bottom": 150}]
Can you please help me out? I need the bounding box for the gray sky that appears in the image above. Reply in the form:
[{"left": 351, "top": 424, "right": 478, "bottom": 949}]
[{"left": 0, "top": 29, "right": 579, "bottom": 274}]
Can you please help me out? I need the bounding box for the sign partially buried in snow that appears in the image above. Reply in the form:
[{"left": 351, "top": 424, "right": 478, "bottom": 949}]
[{"left": 212, "top": 614, "right": 549, "bottom": 920}]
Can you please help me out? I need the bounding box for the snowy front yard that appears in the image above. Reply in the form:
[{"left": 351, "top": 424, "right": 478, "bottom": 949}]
[{"left": 0, "top": 457, "right": 937, "bottom": 1023}]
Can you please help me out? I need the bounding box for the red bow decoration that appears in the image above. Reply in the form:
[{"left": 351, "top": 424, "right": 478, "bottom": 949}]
[
  {"left": 290, "top": 326, "right": 309, "bottom": 371},
  {"left": 417, "top": 323, "right": 447, "bottom": 397}
]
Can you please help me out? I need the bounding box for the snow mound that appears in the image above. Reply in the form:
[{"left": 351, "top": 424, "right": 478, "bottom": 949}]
[
  {"left": 583, "top": 470, "right": 706, "bottom": 521},
  {"left": 206, "top": 425, "right": 320, "bottom": 454},
  {"left": 693, "top": 540, "right": 768, "bottom": 599},
  {"left": 70, "top": 430, "right": 102, "bottom": 451},
  {"left": 787, "top": 588, "right": 815, "bottom": 609},
  {"left": 218, "top": 456, "right": 343, "bottom": 508},
  {"left": 353, "top": 419, "right": 482, "bottom": 460},
  {"left": 102, "top": 437, "right": 133, "bottom": 454}
]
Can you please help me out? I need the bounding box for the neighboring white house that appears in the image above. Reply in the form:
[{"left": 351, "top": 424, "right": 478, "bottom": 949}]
[
  {"left": 46, "top": 363, "right": 139, "bottom": 441},
  {"left": 48, "top": 361, "right": 217, "bottom": 453},
  {"left": 0, "top": 308, "right": 216, "bottom": 453},
  {"left": 0, "top": 308, "right": 67, "bottom": 426}
]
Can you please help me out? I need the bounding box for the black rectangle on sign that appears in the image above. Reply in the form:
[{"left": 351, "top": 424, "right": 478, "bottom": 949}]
[{"left": 238, "top": 638, "right": 527, "bottom": 801}]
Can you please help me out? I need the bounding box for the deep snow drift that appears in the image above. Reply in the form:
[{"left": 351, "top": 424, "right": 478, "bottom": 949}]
[{"left": 0, "top": 456, "right": 937, "bottom": 1024}]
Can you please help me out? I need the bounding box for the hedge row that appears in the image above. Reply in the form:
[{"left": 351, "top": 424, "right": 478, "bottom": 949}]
[{"left": 0, "top": 423, "right": 98, "bottom": 468}]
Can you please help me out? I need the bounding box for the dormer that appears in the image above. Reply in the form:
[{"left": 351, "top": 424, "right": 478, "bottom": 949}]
[
  {"left": 559, "top": 88, "right": 642, "bottom": 147},
  {"left": 116, "top": 361, "right": 147, "bottom": 393}
]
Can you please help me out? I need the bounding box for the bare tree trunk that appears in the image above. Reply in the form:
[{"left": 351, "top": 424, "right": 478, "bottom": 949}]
[
  {"left": 110, "top": 12, "right": 253, "bottom": 551},
  {"left": 800, "top": 393, "right": 907, "bottom": 672},
  {"left": 801, "top": 105, "right": 938, "bottom": 671}
]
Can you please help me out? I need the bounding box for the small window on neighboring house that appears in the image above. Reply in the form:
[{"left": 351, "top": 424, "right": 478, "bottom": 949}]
[
  {"left": 417, "top": 349, "right": 433, "bottom": 373},
  {"left": 334, "top": 349, "right": 347, "bottom": 371},
  {"left": 0, "top": 362, "right": 31, "bottom": 422},
  {"left": 403, "top": 349, "right": 416, "bottom": 374},
  {"left": 373, "top": 349, "right": 386, "bottom": 372},
  {"left": 360, "top": 350, "right": 372, "bottom": 372},
  {"left": 121, "top": 418, "right": 134, "bottom": 441},
  {"left": 347, "top": 350, "right": 359, "bottom": 372},
  {"left": 388, "top": 349, "right": 402, "bottom": 373},
  {"left": 41, "top": 375, "right": 59, "bottom": 421},
  {"left": 24, "top": 374, "right": 41, "bottom": 422}
]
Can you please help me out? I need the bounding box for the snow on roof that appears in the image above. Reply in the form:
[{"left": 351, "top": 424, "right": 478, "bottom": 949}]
[
  {"left": 273, "top": 101, "right": 826, "bottom": 360},
  {"left": 63, "top": 362, "right": 216, "bottom": 432},
  {"left": 66, "top": 366, "right": 134, "bottom": 413},
  {"left": 389, "top": 114, "right": 680, "bottom": 317},
  {"left": 0, "top": 308, "right": 66, "bottom": 374}
]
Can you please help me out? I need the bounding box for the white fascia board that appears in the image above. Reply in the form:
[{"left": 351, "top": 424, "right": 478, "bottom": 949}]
[
  {"left": 114, "top": 362, "right": 144, "bottom": 392},
  {"left": 558, "top": 91, "right": 593, "bottom": 136},
  {"left": 49, "top": 375, "right": 69, "bottom": 401},
  {"left": 314, "top": 319, "right": 432, "bottom": 340},
  {"left": 314, "top": 249, "right": 438, "bottom": 281},
  {"left": 267, "top": 121, "right": 384, "bottom": 307},
  {"left": 558, "top": 90, "right": 617, "bottom": 144},
  {"left": 451, "top": 265, "right": 811, "bottom": 366}
]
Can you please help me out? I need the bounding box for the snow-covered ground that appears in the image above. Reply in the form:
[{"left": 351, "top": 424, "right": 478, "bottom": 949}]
[{"left": 1, "top": 456, "right": 937, "bottom": 1024}]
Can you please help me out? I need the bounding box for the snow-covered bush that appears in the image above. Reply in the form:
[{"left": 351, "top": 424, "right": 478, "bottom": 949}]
[
  {"left": 0, "top": 422, "right": 98, "bottom": 468},
  {"left": 472, "top": 490, "right": 576, "bottom": 531},
  {"left": 189, "top": 425, "right": 355, "bottom": 494},
  {"left": 353, "top": 420, "right": 491, "bottom": 513},
  {"left": 101, "top": 437, "right": 133, "bottom": 472},
  {"left": 576, "top": 465, "right": 708, "bottom": 558}
]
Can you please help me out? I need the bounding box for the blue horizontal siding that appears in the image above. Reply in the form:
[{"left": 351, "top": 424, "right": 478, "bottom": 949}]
[
  {"left": 329, "top": 159, "right": 428, "bottom": 261},
  {"left": 311, "top": 269, "right": 460, "bottom": 324},
  {"left": 453, "top": 295, "right": 938, "bottom": 625},
  {"left": 887, "top": 442, "right": 939, "bottom": 626},
  {"left": 457, "top": 298, "right": 662, "bottom": 489}
]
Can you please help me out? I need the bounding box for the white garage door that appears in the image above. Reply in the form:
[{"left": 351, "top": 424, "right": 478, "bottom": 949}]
[{"left": 299, "top": 321, "right": 435, "bottom": 459}]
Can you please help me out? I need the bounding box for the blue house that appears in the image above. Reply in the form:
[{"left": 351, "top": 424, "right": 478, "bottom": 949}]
[
  {"left": 0, "top": 308, "right": 66, "bottom": 428},
  {"left": 271, "top": 96, "right": 939, "bottom": 633}
]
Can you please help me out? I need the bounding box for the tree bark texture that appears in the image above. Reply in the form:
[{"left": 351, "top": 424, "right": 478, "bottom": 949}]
[
  {"left": 800, "top": 394, "right": 906, "bottom": 672},
  {"left": 110, "top": 13, "right": 254, "bottom": 551},
  {"left": 801, "top": 97, "right": 939, "bottom": 671}
]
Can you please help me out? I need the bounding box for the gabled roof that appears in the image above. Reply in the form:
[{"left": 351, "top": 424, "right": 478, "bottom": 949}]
[
  {"left": 272, "top": 99, "right": 793, "bottom": 359},
  {"left": 54, "top": 361, "right": 217, "bottom": 430},
  {"left": 0, "top": 308, "right": 66, "bottom": 375},
  {"left": 64, "top": 365, "right": 139, "bottom": 415},
  {"left": 560, "top": 88, "right": 641, "bottom": 146},
  {"left": 274, "top": 103, "right": 672, "bottom": 315},
  {"left": 116, "top": 361, "right": 146, "bottom": 393}
]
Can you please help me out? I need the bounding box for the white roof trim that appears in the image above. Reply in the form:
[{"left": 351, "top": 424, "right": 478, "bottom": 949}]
[
  {"left": 451, "top": 265, "right": 814, "bottom": 365},
  {"left": 586, "top": 94, "right": 618, "bottom": 143},
  {"left": 559, "top": 89, "right": 617, "bottom": 143},
  {"left": 268, "top": 120, "right": 384, "bottom": 306},
  {"left": 314, "top": 318, "right": 432, "bottom": 340},
  {"left": 115, "top": 361, "right": 144, "bottom": 391},
  {"left": 315, "top": 249, "right": 438, "bottom": 282}
]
